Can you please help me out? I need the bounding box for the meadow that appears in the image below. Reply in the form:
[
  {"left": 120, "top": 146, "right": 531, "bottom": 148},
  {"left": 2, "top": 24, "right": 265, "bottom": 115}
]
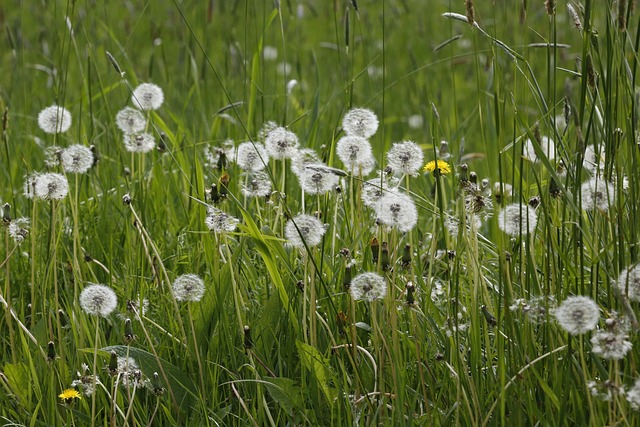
[{"left": 1, "top": 0, "right": 640, "bottom": 425}]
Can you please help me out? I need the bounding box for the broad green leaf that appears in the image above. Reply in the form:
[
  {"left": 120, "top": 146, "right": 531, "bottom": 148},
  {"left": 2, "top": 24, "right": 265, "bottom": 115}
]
[{"left": 296, "top": 340, "right": 336, "bottom": 404}]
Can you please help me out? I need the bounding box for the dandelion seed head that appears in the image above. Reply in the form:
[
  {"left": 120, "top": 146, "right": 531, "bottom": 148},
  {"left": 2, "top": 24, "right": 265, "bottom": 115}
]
[
  {"left": 241, "top": 171, "right": 272, "bottom": 198},
  {"left": 554, "top": 295, "right": 599, "bottom": 335},
  {"left": 131, "top": 83, "right": 164, "bottom": 110},
  {"left": 583, "top": 145, "right": 605, "bottom": 175},
  {"left": 336, "top": 135, "right": 375, "bottom": 175},
  {"left": 257, "top": 121, "right": 279, "bottom": 142},
  {"left": 386, "top": 140, "right": 424, "bottom": 176},
  {"left": 590, "top": 330, "right": 632, "bottom": 360},
  {"left": 580, "top": 176, "right": 615, "bottom": 211},
  {"left": 204, "top": 140, "right": 235, "bottom": 170},
  {"left": 350, "top": 272, "right": 387, "bottom": 302},
  {"left": 297, "top": 165, "right": 339, "bottom": 195},
  {"left": 291, "top": 148, "right": 321, "bottom": 176},
  {"left": 205, "top": 206, "right": 239, "bottom": 233},
  {"left": 375, "top": 192, "right": 418, "bottom": 233},
  {"left": 172, "top": 274, "right": 205, "bottom": 302},
  {"left": 342, "top": 108, "right": 378, "bottom": 138},
  {"left": 284, "top": 214, "right": 326, "bottom": 248},
  {"left": 361, "top": 174, "right": 400, "bottom": 208},
  {"left": 116, "top": 107, "right": 147, "bottom": 134},
  {"left": 262, "top": 46, "right": 278, "bottom": 61},
  {"left": 60, "top": 144, "right": 94, "bottom": 173},
  {"left": 44, "top": 146, "right": 62, "bottom": 168},
  {"left": 627, "top": 379, "right": 640, "bottom": 410},
  {"left": 265, "top": 126, "right": 299, "bottom": 159},
  {"left": 498, "top": 203, "right": 538, "bottom": 237},
  {"left": 236, "top": 142, "right": 269, "bottom": 172},
  {"left": 523, "top": 136, "right": 555, "bottom": 163},
  {"left": 124, "top": 133, "right": 156, "bottom": 153},
  {"left": 32, "top": 173, "right": 69, "bottom": 201},
  {"left": 38, "top": 105, "right": 72, "bottom": 134},
  {"left": 407, "top": 114, "right": 423, "bottom": 129},
  {"left": 616, "top": 264, "right": 640, "bottom": 302},
  {"left": 79, "top": 284, "right": 118, "bottom": 317},
  {"left": 8, "top": 217, "right": 29, "bottom": 243}
]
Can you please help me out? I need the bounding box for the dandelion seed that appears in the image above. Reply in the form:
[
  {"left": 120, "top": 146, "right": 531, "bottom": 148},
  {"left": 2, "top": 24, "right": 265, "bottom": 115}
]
[
  {"left": 342, "top": 108, "right": 379, "bottom": 138},
  {"left": 124, "top": 132, "right": 156, "bottom": 153},
  {"left": 116, "top": 107, "right": 147, "bottom": 134},
  {"left": 291, "top": 148, "right": 322, "bottom": 176},
  {"left": 241, "top": 171, "right": 272, "bottom": 198},
  {"left": 361, "top": 174, "right": 400, "bottom": 208},
  {"left": 38, "top": 105, "right": 72, "bottom": 134},
  {"left": 386, "top": 140, "right": 424, "bottom": 177},
  {"left": 31, "top": 173, "right": 69, "bottom": 201},
  {"left": 58, "top": 388, "right": 81, "bottom": 404},
  {"left": 172, "top": 273, "right": 206, "bottom": 302},
  {"left": 284, "top": 214, "right": 326, "bottom": 249},
  {"left": 423, "top": 160, "right": 451, "bottom": 175},
  {"left": 8, "top": 217, "right": 29, "bottom": 243},
  {"left": 580, "top": 176, "right": 615, "bottom": 211},
  {"left": 236, "top": 142, "right": 269, "bottom": 172},
  {"left": 350, "top": 272, "right": 387, "bottom": 302},
  {"left": 523, "top": 136, "right": 555, "bottom": 163},
  {"left": 297, "top": 164, "right": 340, "bottom": 195},
  {"left": 336, "top": 135, "right": 375, "bottom": 175},
  {"left": 498, "top": 203, "right": 538, "bottom": 237},
  {"left": 257, "top": 120, "right": 279, "bottom": 142},
  {"left": 591, "top": 329, "right": 632, "bottom": 360},
  {"left": 627, "top": 379, "right": 640, "bottom": 410},
  {"left": 375, "top": 191, "right": 418, "bottom": 233},
  {"left": 616, "top": 263, "right": 640, "bottom": 302},
  {"left": 60, "top": 144, "right": 94, "bottom": 173},
  {"left": 80, "top": 284, "right": 118, "bottom": 317},
  {"left": 554, "top": 295, "right": 599, "bottom": 335},
  {"left": 205, "top": 206, "right": 239, "bottom": 233},
  {"left": 131, "top": 83, "right": 164, "bottom": 111},
  {"left": 264, "top": 126, "right": 299, "bottom": 159}
]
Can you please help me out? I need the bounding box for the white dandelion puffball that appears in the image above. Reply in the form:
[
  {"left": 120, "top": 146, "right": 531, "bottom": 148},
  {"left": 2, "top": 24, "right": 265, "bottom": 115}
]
[
  {"left": 173, "top": 274, "right": 206, "bottom": 302},
  {"left": 60, "top": 144, "right": 94, "bottom": 173},
  {"left": 386, "top": 140, "right": 424, "bottom": 176},
  {"left": 205, "top": 206, "right": 239, "bottom": 233},
  {"left": 375, "top": 191, "right": 418, "bottom": 233},
  {"left": 116, "top": 107, "right": 147, "bottom": 134},
  {"left": 265, "top": 126, "right": 299, "bottom": 160},
  {"left": 580, "top": 176, "right": 615, "bottom": 212},
  {"left": 590, "top": 330, "right": 632, "bottom": 360},
  {"left": 523, "top": 136, "right": 555, "bottom": 163},
  {"left": 336, "top": 135, "right": 375, "bottom": 175},
  {"left": 80, "top": 284, "right": 118, "bottom": 317},
  {"left": 350, "top": 272, "right": 387, "bottom": 302},
  {"left": 616, "top": 263, "right": 640, "bottom": 302},
  {"left": 498, "top": 203, "right": 538, "bottom": 237},
  {"left": 38, "top": 105, "right": 72, "bottom": 134},
  {"left": 124, "top": 133, "right": 156, "bottom": 153},
  {"left": 285, "top": 214, "right": 326, "bottom": 249},
  {"left": 32, "top": 173, "right": 69, "bottom": 200},
  {"left": 131, "top": 83, "right": 164, "bottom": 110},
  {"left": 236, "top": 142, "right": 269, "bottom": 172},
  {"left": 297, "top": 164, "right": 340, "bottom": 195},
  {"left": 342, "top": 108, "right": 379, "bottom": 138},
  {"left": 241, "top": 171, "right": 272, "bottom": 198},
  {"left": 554, "top": 295, "right": 599, "bottom": 335}
]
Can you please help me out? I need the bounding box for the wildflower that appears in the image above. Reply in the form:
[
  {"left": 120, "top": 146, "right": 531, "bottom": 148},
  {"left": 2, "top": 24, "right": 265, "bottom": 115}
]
[
  {"left": 616, "top": 263, "right": 640, "bottom": 302},
  {"left": 423, "top": 160, "right": 451, "bottom": 175},
  {"left": 336, "top": 135, "right": 375, "bottom": 175},
  {"left": 588, "top": 379, "right": 624, "bottom": 402},
  {"left": 44, "top": 146, "right": 62, "bottom": 167},
  {"left": 265, "top": 126, "right": 299, "bottom": 159},
  {"left": 297, "top": 164, "right": 340, "bottom": 195},
  {"left": 582, "top": 145, "right": 605, "bottom": 175},
  {"left": 124, "top": 132, "right": 156, "bottom": 153},
  {"left": 590, "top": 329, "right": 632, "bottom": 360},
  {"left": 464, "top": 192, "right": 493, "bottom": 221},
  {"left": 241, "top": 171, "right": 272, "bottom": 198},
  {"left": 58, "top": 388, "right": 81, "bottom": 404},
  {"left": 114, "top": 356, "right": 146, "bottom": 388},
  {"left": 497, "top": 203, "right": 538, "bottom": 237},
  {"left": 79, "top": 283, "right": 118, "bottom": 317},
  {"left": 523, "top": 136, "right": 555, "bottom": 163},
  {"left": 375, "top": 191, "right": 418, "bottom": 233},
  {"left": 8, "top": 217, "right": 29, "bottom": 243},
  {"left": 349, "top": 272, "right": 387, "bottom": 302},
  {"left": 205, "top": 206, "right": 239, "bottom": 233},
  {"left": 71, "top": 363, "right": 100, "bottom": 397},
  {"left": 173, "top": 274, "right": 206, "bottom": 302},
  {"left": 116, "top": 107, "right": 147, "bottom": 134},
  {"left": 386, "top": 140, "right": 424, "bottom": 176},
  {"left": 580, "top": 176, "right": 615, "bottom": 211},
  {"left": 554, "top": 295, "right": 599, "bottom": 335},
  {"left": 342, "top": 108, "right": 379, "bottom": 138},
  {"left": 30, "top": 173, "right": 69, "bottom": 201},
  {"left": 361, "top": 174, "right": 400, "bottom": 208},
  {"left": 627, "top": 378, "right": 640, "bottom": 410},
  {"left": 284, "top": 214, "right": 326, "bottom": 249},
  {"left": 60, "top": 144, "right": 94, "bottom": 173},
  {"left": 38, "top": 105, "right": 72, "bottom": 134},
  {"left": 236, "top": 142, "right": 269, "bottom": 172},
  {"left": 131, "top": 83, "right": 164, "bottom": 110}
]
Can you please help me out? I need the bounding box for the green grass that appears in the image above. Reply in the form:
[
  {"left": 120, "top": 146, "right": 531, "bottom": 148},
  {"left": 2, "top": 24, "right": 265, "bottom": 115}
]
[{"left": 1, "top": 0, "right": 640, "bottom": 425}]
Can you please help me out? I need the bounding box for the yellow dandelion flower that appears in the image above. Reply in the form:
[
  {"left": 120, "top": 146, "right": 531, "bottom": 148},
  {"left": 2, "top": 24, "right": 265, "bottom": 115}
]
[
  {"left": 59, "top": 388, "right": 81, "bottom": 403},
  {"left": 423, "top": 160, "right": 452, "bottom": 175}
]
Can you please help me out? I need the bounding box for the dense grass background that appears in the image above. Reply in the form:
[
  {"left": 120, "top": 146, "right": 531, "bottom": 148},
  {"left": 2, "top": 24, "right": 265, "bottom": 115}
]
[{"left": 2, "top": 0, "right": 640, "bottom": 425}]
